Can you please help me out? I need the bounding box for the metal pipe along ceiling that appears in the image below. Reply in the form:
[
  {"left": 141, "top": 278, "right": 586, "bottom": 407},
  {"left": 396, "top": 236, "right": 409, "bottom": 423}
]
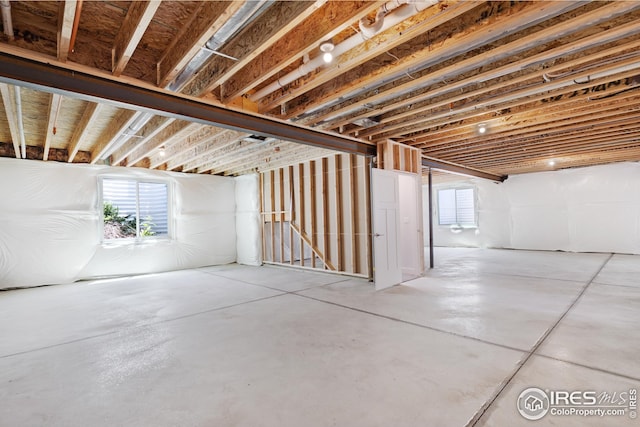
[
  {"left": 249, "top": 0, "right": 440, "bottom": 102},
  {"left": 100, "top": 1, "right": 272, "bottom": 161}
]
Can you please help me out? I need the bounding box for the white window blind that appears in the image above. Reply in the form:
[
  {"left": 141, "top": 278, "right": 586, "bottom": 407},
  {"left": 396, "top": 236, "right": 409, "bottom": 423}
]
[
  {"left": 438, "top": 188, "right": 476, "bottom": 226},
  {"left": 102, "top": 178, "right": 169, "bottom": 240}
]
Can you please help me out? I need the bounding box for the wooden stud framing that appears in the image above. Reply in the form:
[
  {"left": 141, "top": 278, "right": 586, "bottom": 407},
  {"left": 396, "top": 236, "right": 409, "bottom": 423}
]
[
  {"left": 298, "top": 163, "right": 305, "bottom": 267},
  {"left": 269, "top": 170, "right": 276, "bottom": 263},
  {"left": 279, "top": 168, "right": 285, "bottom": 264},
  {"left": 288, "top": 165, "right": 295, "bottom": 265},
  {"left": 310, "top": 160, "right": 317, "bottom": 269},
  {"left": 321, "top": 157, "right": 330, "bottom": 269},
  {"left": 349, "top": 154, "right": 360, "bottom": 274},
  {"left": 335, "top": 155, "right": 344, "bottom": 271},
  {"left": 364, "top": 156, "right": 373, "bottom": 280}
]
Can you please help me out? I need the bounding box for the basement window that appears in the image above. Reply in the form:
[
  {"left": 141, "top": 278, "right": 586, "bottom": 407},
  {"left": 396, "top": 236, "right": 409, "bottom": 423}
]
[
  {"left": 437, "top": 188, "right": 476, "bottom": 227},
  {"left": 100, "top": 178, "right": 170, "bottom": 241}
]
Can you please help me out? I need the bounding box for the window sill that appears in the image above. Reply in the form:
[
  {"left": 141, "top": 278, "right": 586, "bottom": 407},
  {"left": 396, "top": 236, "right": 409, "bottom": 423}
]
[{"left": 101, "top": 237, "right": 173, "bottom": 247}]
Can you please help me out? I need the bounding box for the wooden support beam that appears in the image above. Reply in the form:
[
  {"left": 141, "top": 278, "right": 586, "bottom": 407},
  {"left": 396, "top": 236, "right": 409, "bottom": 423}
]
[
  {"left": 220, "top": 0, "right": 383, "bottom": 103},
  {"left": 112, "top": 0, "right": 162, "bottom": 77},
  {"left": 157, "top": 1, "right": 244, "bottom": 88},
  {"left": 0, "top": 82, "right": 21, "bottom": 158},
  {"left": 290, "top": 222, "right": 336, "bottom": 271},
  {"left": 182, "top": 1, "right": 322, "bottom": 97},
  {"left": 57, "top": 1, "right": 76, "bottom": 62},
  {"left": 67, "top": 101, "right": 103, "bottom": 163},
  {"left": 43, "top": 93, "right": 62, "bottom": 161}
]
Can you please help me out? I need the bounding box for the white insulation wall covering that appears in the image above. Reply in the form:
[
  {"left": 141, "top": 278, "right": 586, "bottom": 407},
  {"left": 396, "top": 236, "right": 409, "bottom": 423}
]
[
  {"left": 235, "top": 173, "right": 261, "bottom": 266},
  {"left": 0, "top": 158, "right": 236, "bottom": 289},
  {"left": 424, "top": 162, "right": 640, "bottom": 254}
]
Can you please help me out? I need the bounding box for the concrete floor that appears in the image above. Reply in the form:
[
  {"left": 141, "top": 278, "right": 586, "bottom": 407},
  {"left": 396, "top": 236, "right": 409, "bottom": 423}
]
[{"left": 0, "top": 248, "right": 638, "bottom": 426}]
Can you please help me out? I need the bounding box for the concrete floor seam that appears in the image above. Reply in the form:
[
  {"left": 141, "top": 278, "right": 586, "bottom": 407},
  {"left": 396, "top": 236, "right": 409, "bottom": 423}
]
[
  {"left": 0, "top": 293, "right": 285, "bottom": 361},
  {"left": 293, "top": 292, "right": 527, "bottom": 354},
  {"left": 196, "top": 267, "right": 353, "bottom": 293},
  {"left": 534, "top": 352, "right": 640, "bottom": 383},
  {"left": 591, "top": 281, "right": 640, "bottom": 290},
  {"left": 466, "top": 252, "right": 615, "bottom": 427}
]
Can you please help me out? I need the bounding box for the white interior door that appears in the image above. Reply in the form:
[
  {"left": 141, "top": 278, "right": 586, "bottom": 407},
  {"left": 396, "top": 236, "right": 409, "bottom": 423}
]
[{"left": 372, "top": 168, "right": 402, "bottom": 290}]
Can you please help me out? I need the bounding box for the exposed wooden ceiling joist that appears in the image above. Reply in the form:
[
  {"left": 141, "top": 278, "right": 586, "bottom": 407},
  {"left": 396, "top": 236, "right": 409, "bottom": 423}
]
[{"left": 112, "top": 0, "right": 162, "bottom": 77}]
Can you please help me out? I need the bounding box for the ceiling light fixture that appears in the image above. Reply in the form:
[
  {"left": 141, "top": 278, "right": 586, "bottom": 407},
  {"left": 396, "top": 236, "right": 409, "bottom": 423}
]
[
  {"left": 548, "top": 160, "right": 555, "bottom": 166},
  {"left": 478, "top": 124, "right": 487, "bottom": 134},
  {"left": 320, "top": 40, "right": 335, "bottom": 64},
  {"left": 159, "top": 147, "right": 166, "bottom": 157}
]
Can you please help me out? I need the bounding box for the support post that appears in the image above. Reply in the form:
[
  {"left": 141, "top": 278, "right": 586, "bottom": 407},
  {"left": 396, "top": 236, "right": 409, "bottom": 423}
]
[{"left": 428, "top": 167, "right": 434, "bottom": 269}]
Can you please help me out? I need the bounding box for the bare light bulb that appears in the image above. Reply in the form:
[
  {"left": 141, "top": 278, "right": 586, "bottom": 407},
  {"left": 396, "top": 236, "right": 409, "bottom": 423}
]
[
  {"left": 478, "top": 125, "right": 487, "bottom": 134},
  {"left": 159, "top": 148, "right": 166, "bottom": 157},
  {"left": 323, "top": 52, "right": 333, "bottom": 63},
  {"left": 548, "top": 160, "right": 555, "bottom": 166}
]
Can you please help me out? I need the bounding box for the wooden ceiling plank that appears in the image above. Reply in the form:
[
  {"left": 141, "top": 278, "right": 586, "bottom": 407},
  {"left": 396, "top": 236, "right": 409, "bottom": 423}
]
[
  {"left": 419, "top": 93, "right": 640, "bottom": 150},
  {"left": 0, "top": 82, "right": 21, "bottom": 158},
  {"left": 315, "top": 9, "right": 640, "bottom": 130},
  {"left": 157, "top": 1, "right": 246, "bottom": 88},
  {"left": 225, "top": 146, "right": 335, "bottom": 176},
  {"left": 164, "top": 129, "right": 249, "bottom": 170},
  {"left": 123, "top": 120, "right": 200, "bottom": 166},
  {"left": 43, "top": 93, "right": 62, "bottom": 161},
  {"left": 220, "top": 0, "right": 384, "bottom": 103},
  {"left": 412, "top": 80, "right": 640, "bottom": 146},
  {"left": 67, "top": 102, "right": 103, "bottom": 163},
  {"left": 181, "top": 136, "right": 267, "bottom": 172},
  {"left": 262, "top": 1, "right": 583, "bottom": 116},
  {"left": 57, "top": 0, "right": 76, "bottom": 62},
  {"left": 452, "top": 132, "right": 640, "bottom": 164},
  {"left": 181, "top": 0, "right": 323, "bottom": 97},
  {"left": 148, "top": 125, "right": 224, "bottom": 168},
  {"left": 444, "top": 125, "right": 640, "bottom": 162},
  {"left": 110, "top": 116, "right": 174, "bottom": 165},
  {"left": 376, "top": 63, "right": 640, "bottom": 142},
  {"left": 90, "top": 109, "right": 138, "bottom": 163},
  {"left": 430, "top": 110, "right": 640, "bottom": 159},
  {"left": 112, "top": 0, "right": 162, "bottom": 77},
  {"left": 364, "top": 39, "right": 640, "bottom": 140},
  {"left": 258, "top": 0, "right": 478, "bottom": 114}
]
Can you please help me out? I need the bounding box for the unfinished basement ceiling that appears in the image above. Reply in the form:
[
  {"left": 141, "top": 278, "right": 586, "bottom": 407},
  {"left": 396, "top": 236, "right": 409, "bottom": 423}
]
[{"left": 1, "top": 0, "right": 640, "bottom": 176}]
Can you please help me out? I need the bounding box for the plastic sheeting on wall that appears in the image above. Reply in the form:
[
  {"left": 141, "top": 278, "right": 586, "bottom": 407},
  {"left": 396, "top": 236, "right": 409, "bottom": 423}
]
[
  {"left": 424, "top": 162, "right": 640, "bottom": 255},
  {"left": 235, "top": 174, "right": 261, "bottom": 266},
  {"left": 0, "top": 158, "right": 236, "bottom": 289}
]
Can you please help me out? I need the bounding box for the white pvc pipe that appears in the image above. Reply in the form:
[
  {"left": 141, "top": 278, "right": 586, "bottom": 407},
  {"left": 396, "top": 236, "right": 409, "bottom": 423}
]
[
  {"left": 250, "top": 0, "right": 439, "bottom": 102},
  {"left": 14, "top": 86, "right": 25, "bottom": 159},
  {"left": 0, "top": 0, "right": 13, "bottom": 40}
]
